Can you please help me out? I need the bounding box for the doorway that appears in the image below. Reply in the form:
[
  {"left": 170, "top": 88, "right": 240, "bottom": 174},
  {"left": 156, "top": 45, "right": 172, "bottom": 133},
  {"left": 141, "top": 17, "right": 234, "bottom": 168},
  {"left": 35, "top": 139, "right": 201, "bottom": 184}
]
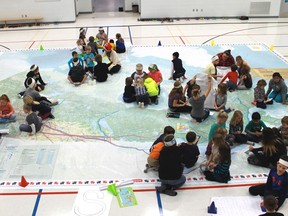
[{"left": 93, "top": 0, "right": 124, "bottom": 12}]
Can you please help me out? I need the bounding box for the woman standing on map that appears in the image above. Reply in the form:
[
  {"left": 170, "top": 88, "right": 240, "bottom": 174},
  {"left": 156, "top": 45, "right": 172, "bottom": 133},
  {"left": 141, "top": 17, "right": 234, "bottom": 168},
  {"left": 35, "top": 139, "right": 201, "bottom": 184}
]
[
  {"left": 168, "top": 81, "right": 192, "bottom": 113},
  {"left": 216, "top": 50, "right": 235, "bottom": 67},
  {"left": 265, "top": 72, "right": 288, "bottom": 105}
]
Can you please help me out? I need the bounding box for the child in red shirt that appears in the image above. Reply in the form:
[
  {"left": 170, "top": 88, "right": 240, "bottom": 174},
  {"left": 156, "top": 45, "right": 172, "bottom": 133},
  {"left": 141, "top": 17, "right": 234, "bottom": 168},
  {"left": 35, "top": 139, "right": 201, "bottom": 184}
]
[
  {"left": 0, "top": 94, "right": 16, "bottom": 123},
  {"left": 220, "top": 64, "right": 238, "bottom": 91}
]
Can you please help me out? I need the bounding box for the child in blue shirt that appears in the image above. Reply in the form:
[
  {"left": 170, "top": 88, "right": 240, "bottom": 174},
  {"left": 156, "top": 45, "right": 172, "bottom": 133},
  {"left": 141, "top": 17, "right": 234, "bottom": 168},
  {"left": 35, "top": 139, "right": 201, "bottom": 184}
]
[
  {"left": 84, "top": 46, "right": 95, "bottom": 75},
  {"left": 249, "top": 155, "right": 288, "bottom": 210},
  {"left": 68, "top": 51, "right": 84, "bottom": 69}
]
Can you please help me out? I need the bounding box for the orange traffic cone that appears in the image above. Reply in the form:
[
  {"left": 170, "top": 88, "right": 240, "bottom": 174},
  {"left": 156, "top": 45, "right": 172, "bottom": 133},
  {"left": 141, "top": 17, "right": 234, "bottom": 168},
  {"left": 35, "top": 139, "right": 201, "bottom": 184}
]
[{"left": 19, "top": 176, "right": 29, "bottom": 188}]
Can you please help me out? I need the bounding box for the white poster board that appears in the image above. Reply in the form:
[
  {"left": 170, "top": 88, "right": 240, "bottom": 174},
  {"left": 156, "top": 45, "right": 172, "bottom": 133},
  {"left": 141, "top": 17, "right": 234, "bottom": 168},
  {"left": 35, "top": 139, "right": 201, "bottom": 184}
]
[{"left": 210, "top": 196, "right": 263, "bottom": 216}]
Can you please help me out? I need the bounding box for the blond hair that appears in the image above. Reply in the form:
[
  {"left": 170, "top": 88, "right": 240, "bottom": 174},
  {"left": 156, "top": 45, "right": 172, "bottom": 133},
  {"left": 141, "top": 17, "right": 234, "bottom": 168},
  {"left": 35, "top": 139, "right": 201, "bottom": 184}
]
[
  {"left": 23, "top": 95, "right": 39, "bottom": 105},
  {"left": 135, "top": 78, "right": 144, "bottom": 87},
  {"left": 85, "top": 45, "right": 91, "bottom": 51},
  {"left": 217, "top": 110, "right": 228, "bottom": 119},
  {"left": 230, "top": 110, "right": 243, "bottom": 126}
]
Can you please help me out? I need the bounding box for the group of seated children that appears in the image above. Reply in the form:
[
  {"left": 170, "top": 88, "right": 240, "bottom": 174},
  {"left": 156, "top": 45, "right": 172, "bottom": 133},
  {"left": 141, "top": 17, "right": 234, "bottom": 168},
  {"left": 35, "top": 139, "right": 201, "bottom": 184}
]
[
  {"left": 70, "top": 28, "right": 125, "bottom": 86},
  {"left": 123, "top": 63, "right": 162, "bottom": 108},
  {"left": 15, "top": 65, "right": 60, "bottom": 135},
  {"left": 146, "top": 126, "right": 200, "bottom": 196}
]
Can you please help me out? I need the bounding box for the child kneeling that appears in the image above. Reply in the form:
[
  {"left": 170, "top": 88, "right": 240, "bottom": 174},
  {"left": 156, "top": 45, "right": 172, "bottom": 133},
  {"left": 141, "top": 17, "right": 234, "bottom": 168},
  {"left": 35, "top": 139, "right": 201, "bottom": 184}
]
[{"left": 19, "top": 105, "right": 42, "bottom": 135}]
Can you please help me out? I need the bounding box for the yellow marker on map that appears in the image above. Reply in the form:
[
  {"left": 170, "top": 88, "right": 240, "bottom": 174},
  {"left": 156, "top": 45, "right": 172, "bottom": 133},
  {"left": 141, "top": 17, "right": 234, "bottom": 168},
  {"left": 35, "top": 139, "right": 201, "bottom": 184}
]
[
  {"left": 269, "top": 44, "right": 274, "bottom": 51},
  {"left": 211, "top": 40, "right": 215, "bottom": 46}
]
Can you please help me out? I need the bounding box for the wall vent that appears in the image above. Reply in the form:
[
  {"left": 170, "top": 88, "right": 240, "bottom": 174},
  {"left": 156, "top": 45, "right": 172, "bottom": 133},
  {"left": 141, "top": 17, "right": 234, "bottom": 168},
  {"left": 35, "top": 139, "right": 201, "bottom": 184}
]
[{"left": 250, "top": 2, "right": 271, "bottom": 14}]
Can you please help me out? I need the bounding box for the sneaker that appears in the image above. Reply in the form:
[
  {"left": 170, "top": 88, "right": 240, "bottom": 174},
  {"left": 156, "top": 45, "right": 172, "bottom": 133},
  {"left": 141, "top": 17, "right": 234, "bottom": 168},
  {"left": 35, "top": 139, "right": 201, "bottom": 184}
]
[
  {"left": 17, "top": 93, "right": 23, "bottom": 99},
  {"left": 138, "top": 102, "right": 141, "bottom": 108},
  {"left": 140, "top": 102, "right": 145, "bottom": 109},
  {"left": 156, "top": 185, "right": 167, "bottom": 193},
  {"left": 168, "top": 77, "right": 173, "bottom": 80},
  {"left": 50, "top": 101, "right": 59, "bottom": 106},
  {"left": 48, "top": 114, "right": 55, "bottom": 119},
  {"left": 164, "top": 189, "right": 177, "bottom": 196},
  {"left": 155, "top": 98, "right": 159, "bottom": 105}
]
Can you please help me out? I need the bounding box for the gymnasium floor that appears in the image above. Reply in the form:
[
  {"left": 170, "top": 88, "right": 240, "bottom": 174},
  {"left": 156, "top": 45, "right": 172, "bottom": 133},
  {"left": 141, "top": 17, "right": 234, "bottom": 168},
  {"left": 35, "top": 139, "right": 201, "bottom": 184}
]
[{"left": 0, "top": 12, "right": 288, "bottom": 216}]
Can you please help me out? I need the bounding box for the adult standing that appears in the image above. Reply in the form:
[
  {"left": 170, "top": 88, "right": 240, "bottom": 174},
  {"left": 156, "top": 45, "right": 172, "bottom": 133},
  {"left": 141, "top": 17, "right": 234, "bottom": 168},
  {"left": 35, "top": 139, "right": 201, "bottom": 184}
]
[
  {"left": 168, "top": 81, "right": 192, "bottom": 113},
  {"left": 265, "top": 72, "right": 288, "bottom": 104},
  {"left": 217, "top": 49, "right": 235, "bottom": 67},
  {"left": 103, "top": 43, "right": 121, "bottom": 75}
]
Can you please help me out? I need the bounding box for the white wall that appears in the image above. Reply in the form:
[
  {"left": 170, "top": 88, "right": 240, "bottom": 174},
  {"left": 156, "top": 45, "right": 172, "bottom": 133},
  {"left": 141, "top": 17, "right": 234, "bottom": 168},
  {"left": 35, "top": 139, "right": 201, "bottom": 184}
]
[
  {"left": 140, "top": 0, "right": 281, "bottom": 19},
  {"left": 76, "top": 0, "right": 93, "bottom": 14},
  {"left": 125, "top": 0, "right": 140, "bottom": 11},
  {"left": 0, "top": 0, "right": 76, "bottom": 23}
]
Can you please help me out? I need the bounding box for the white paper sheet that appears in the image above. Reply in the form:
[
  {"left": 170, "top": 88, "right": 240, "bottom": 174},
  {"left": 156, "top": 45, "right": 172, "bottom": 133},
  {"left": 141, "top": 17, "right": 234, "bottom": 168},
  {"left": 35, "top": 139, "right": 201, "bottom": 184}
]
[
  {"left": 72, "top": 186, "right": 113, "bottom": 216},
  {"left": 210, "top": 196, "right": 263, "bottom": 216}
]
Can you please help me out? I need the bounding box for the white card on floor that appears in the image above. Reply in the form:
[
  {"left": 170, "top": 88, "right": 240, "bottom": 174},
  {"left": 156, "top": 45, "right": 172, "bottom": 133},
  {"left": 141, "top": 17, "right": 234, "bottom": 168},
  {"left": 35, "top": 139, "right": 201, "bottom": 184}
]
[
  {"left": 210, "top": 196, "right": 263, "bottom": 216},
  {"left": 72, "top": 186, "right": 113, "bottom": 216},
  {"left": 0, "top": 129, "right": 9, "bottom": 134}
]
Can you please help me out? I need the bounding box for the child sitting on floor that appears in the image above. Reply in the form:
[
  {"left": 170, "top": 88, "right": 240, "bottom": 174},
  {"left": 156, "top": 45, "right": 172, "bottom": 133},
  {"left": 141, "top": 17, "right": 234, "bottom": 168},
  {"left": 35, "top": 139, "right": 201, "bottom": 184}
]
[
  {"left": 145, "top": 134, "right": 174, "bottom": 173},
  {"left": 148, "top": 64, "right": 162, "bottom": 94},
  {"left": 245, "top": 112, "right": 267, "bottom": 143},
  {"left": 228, "top": 110, "right": 248, "bottom": 145},
  {"left": 249, "top": 155, "right": 288, "bottom": 211},
  {"left": 220, "top": 64, "right": 238, "bottom": 91},
  {"left": 189, "top": 75, "right": 212, "bottom": 123},
  {"left": 180, "top": 131, "right": 200, "bottom": 174},
  {"left": 260, "top": 195, "right": 285, "bottom": 216},
  {"left": 109, "top": 39, "right": 116, "bottom": 51},
  {"left": 123, "top": 77, "right": 136, "bottom": 103},
  {"left": 248, "top": 127, "right": 287, "bottom": 168},
  {"left": 84, "top": 45, "right": 95, "bottom": 75},
  {"left": 144, "top": 77, "right": 159, "bottom": 105},
  {"left": 254, "top": 79, "right": 273, "bottom": 109},
  {"left": 19, "top": 104, "right": 42, "bottom": 135},
  {"left": 115, "top": 33, "right": 126, "bottom": 53},
  {"left": 68, "top": 51, "right": 84, "bottom": 69},
  {"left": 265, "top": 72, "right": 288, "bottom": 104},
  {"left": 203, "top": 134, "right": 231, "bottom": 183},
  {"left": 278, "top": 116, "right": 288, "bottom": 147},
  {"left": 76, "top": 39, "right": 85, "bottom": 56},
  {"left": 214, "top": 83, "right": 232, "bottom": 113},
  {"left": 202, "top": 134, "right": 224, "bottom": 172},
  {"left": 205, "top": 110, "right": 228, "bottom": 156},
  {"left": 135, "top": 78, "right": 149, "bottom": 108},
  {"left": 169, "top": 52, "right": 186, "bottom": 80},
  {"left": 150, "top": 126, "right": 175, "bottom": 151},
  {"left": 183, "top": 76, "right": 197, "bottom": 98},
  {"left": 93, "top": 54, "right": 108, "bottom": 82},
  {"left": 0, "top": 94, "right": 16, "bottom": 123},
  {"left": 237, "top": 68, "right": 252, "bottom": 90},
  {"left": 23, "top": 95, "right": 54, "bottom": 120},
  {"left": 87, "top": 36, "right": 98, "bottom": 56}
]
